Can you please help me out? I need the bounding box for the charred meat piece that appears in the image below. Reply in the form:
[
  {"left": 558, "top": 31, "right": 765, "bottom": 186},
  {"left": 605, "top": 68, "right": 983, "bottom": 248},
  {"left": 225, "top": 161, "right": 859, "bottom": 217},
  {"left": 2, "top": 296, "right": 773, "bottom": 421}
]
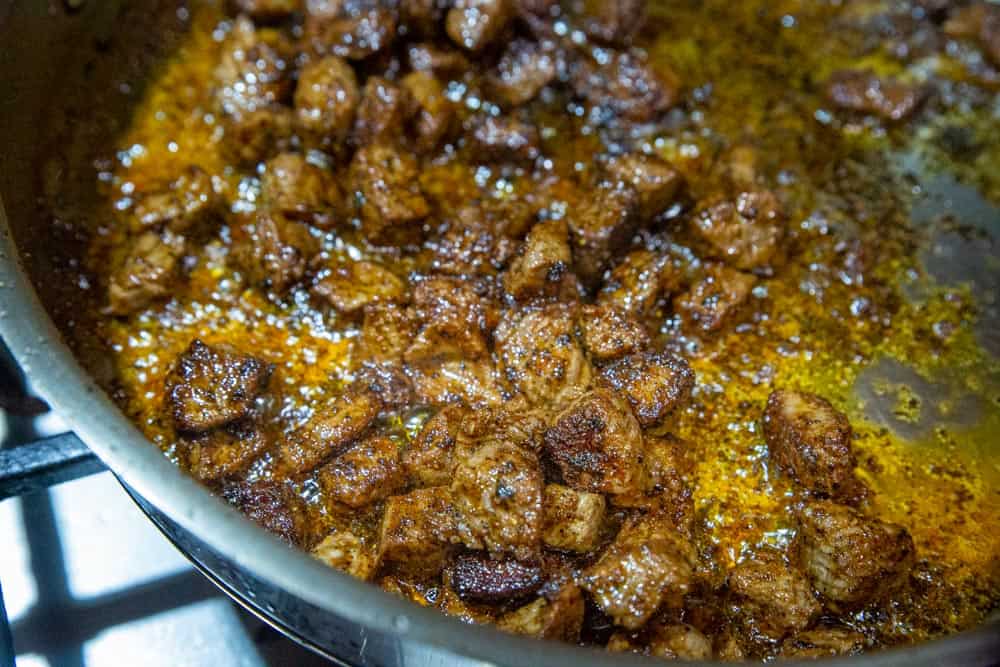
[
  {"left": 780, "top": 627, "right": 867, "bottom": 658},
  {"left": 215, "top": 16, "right": 295, "bottom": 115},
  {"left": 401, "top": 71, "right": 457, "bottom": 154},
  {"left": 692, "top": 191, "right": 784, "bottom": 270},
  {"left": 222, "top": 106, "right": 295, "bottom": 165},
  {"left": 426, "top": 220, "right": 519, "bottom": 276},
  {"left": 222, "top": 480, "right": 307, "bottom": 546},
  {"left": 497, "top": 583, "right": 585, "bottom": 641},
  {"left": 611, "top": 434, "right": 692, "bottom": 521},
  {"left": 261, "top": 153, "right": 345, "bottom": 227},
  {"left": 352, "top": 362, "right": 415, "bottom": 411},
  {"left": 604, "top": 153, "right": 683, "bottom": 223},
  {"left": 294, "top": 55, "right": 361, "bottom": 154},
  {"left": 352, "top": 76, "right": 415, "bottom": 147},
  {"left": 599, "top": 351, "right": 694, "bottom": 427},
  {"left": 578, "top": 516, "right": 696, "bottom": 629},
  {"left": 108, "top": 230, "right": 186, "bottom": 315},
  {"left": 763, "top": 390, "right": 857, "bottom": 497},
  {"left": 409, "top": 358, "right": 506, "bottom": 408},
  {"left": 579, "top": 304, "right": 650, "bottom": 363},
  {"left": 727, "top": 548, "right": 821, "bottom": 638},
  {"left": 405, "top": 275, "right": 500, "bottom": 363},
  {"left": 494, "top": 303, "right": 593, "bottom": 405},
  {"left": 131, "top": 166, "right": 219, "bottom": 233},
  {"left": 279, "top": 388, "right": 382, "bottom": 474},
  {"left": 304, "top": 0, "right": 398, "bottom": 60},
  {"left": 541, "top": 483, "right": 606, "bottom": 552},
  {"left": 468, "top": 114, "right": 542, "bottom": 163},
  {"left": 598, "top": 249, "right": 684, "bottom": 320},
  {"left": 570, "top": 49, "right": 680, "bottom": 124},
  {"left": 796, "top": 500, "right": 915, "bottom": 610},
  {"left": 355, "top": 302, "right": 416, "bottom": 365},
  {"left": 349, "top": 143, "right": 430, "bottom": 245},
  {"left": 544, "top": 388, "right": 644, "bottom": 496},
  {"left": 581, "top": 0, "right": 645, "bottom": 46},
  {"left": 503, "top": 218, "right": 577, "bottom": 302},
  {"left": 319, "top": 434, "right": 406, "bottom": 508},
  {"left": 166, "top": 339, "right": 273, "bottom": 433},
  {"left": 568, "top": 183, "right": 639, "bottom": 287},
  {"left": 231, "top": 0, "right": 300, "bottom": 22},
  {"left": 312, "top": 528, "right": 379, "bottom": 580},
  {"left": 446, "top": 0, "right": 513, "bottom": 52},
  {"left": 230, "top": 212, "right": 319, "bottom": 292},
  {"left": 825, "top": 69, "right": 926, "bottom": 121},
  {"left": 673, "top": 262, "right": 755, "bottom": 334},
  {"left": 488, "top": 39, "right": 557, "bottom": 107},
  {"left": 457, "top": 402, "right": 550, "bottom": 455},
  {"left": 451, "top": 441, "right": 544, "bottom": 559},
  {"left": 182, "top": 419, "right": 271, "bottom": 481},
  {"left": 447, "top": 552, "right": 543, "bottom": 603},
  {"left": 312, "top": 261, "right": 407, "bottom": 315},
  {"left": 378, "top": 486, "right": 460, "bottom": 576},
  {"left": 403, "top": 404, "right": 469, "bottom": 487}
]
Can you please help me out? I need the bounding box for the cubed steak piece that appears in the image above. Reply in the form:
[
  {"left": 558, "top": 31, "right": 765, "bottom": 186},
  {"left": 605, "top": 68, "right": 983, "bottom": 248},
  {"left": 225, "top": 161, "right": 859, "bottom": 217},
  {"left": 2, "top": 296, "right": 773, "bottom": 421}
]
[
  {"left": 401, "top": 71, "right": 457, "bottom": 154},
  {"left": 166, "top": 339, "right": 273, "bottom": 433},
  {"left": 541, "top": 484, "right": 606, "bottom": 552},
  {"left": 182, "top": 420, "right": 271, "bottom": 481},
  {"left": 567, "top": 183, "right": 639, "bottom": 287},
  {"left": 570, "top": 49, "right": 680, "bottom": 124},
  {"left": 279, "top": 388, "right": 382, "bottom": 474},
  {"left": 468, "top": 114, "right": 542, "bottom": 164},
  {"left": 691, "top": 190, "right": 784, "bottom": 270},
  {"left": 261, "top": 153, "right": 345, "bottom": 228},
  {"left": 497, "top": 583, "right": 585, "bottom": 641},
  {"left": 608, "top": 623, "right": 712, "bottom": 660},
  {"left": 312, "top": 261, "right": 407, "bottom": 315},
  {"left": 945, "top": 3, "right": 1000, "bottom": 67},
  {"left": 405, "top": 276, "right": 499, "bottom": 364},
  {"left": 825, "top": 69, "right": 926, "bottom": 121},
  {"left": 378, "top": 486, "right": 459, "bottom": 576},
  {"left": 598, "top": 248, "right": 685, "bottom": 320},
  {"left": 230, "top": 212, "right": 319, "bottom": 292},
  {"left": 795, "top": 500, "right": 915, "bottom": 611},
  {"left": 131, "top": 166, "right": 219, "bottom": 233},
  {"left": 673, "top": 262, "right": 755, "bottom": 334},
  {"left": 107, "top": 230, "right": 187, "bottom": 315},
  {"left": 727, "top": 548, "right": 821, "bottom": 638},
  {"left": 579, "top": 304, "right": 649, "bottom": 362},
  {"left": 215, "top": 16, "right": 295, "bottom": 113},
  {"left": 447, "top": 552, "right": 543, "bottom": 603},
  {"left": 780, "top": 627, "right": 867, "bottom": 658},
  {"left": 352, "top": 76, "right": 415, "bottom": 147},
  {"left": 403, "top": 405, "right": 468, "bottom": 487},
  {"left": 312, "top": 528, "right": 379, "bottom": 581},
  {"left": 355, "top": 303, "right": 416, "bottom": 366},
  {"left": 303, "top": 0, "right": 398, "bottom": 61},
  {"left": 319, "top": 435, "right": 406, "bottom": 508},
  {"left": 581, "top": 0, "right": 645, "bottom": 46},
  {"left": 446, "top": 0, "right": 513, "bottom": 52},
  {"left": 488, "top": 39, "right": 557, "bottom": 107},
  {"left": 349, "top": 143, "right": 430, "bottom": 245},
  {"left": 294, "top": 55, "right": 360, "bottom": 153},
  {"left": 604, "top": 153, "right": 684, "bottom": 223},
  {"left": 503, "top": 219, "right": 577, "bottom": 302},
  {"left": 599, "top": 351, "right": 694, "bottom": 427},
  {"left": 222, "top": 480, "right": 307, "bottom": 546}
]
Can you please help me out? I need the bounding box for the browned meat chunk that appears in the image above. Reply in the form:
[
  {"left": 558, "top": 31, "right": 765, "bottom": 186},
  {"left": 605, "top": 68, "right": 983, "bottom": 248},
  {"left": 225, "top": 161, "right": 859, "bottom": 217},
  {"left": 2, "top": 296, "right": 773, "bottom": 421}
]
[
  {"left": 727, "top": 549, "right": 821, "bottom": 638},
  {"left": 568, "top": 183, "right": 639, "bottom": 287},
  {"left": 312, "top": 261, "right": 406, "bottom": 314},
  {"left": 796, "top": 500, "right": 915, "bottom": 611},
  {"left": 447, "top": 552, "right": 543, "bottom": 603},
  {"left": 261, "top": 153, "right": 345, "bottom": 227},
  {"left": 426, "top": 220, "right": 518, "bottom": 276},
  {"left": 571, "top": 49, "right": 680, "bottom": 123},
  {"left": 497, "top": 583, "right": 585, "bottom": 641},
  {"left": 215, "top": 17, "right": 295, "bottom": 115},
  {"left": 319, "top": 434, "right": 406, "bottom": 508},
  {"left": 407, "top": 42, "right": 472, "bottom": 75},
  {"left": 312, "top": 528, "right": 379, "bottom": 580},
  {"left": 405, "top": 276, "right": 499, "bottom": 364},
  {"left": 279, "top": 388, "right": 382, "bottom": 473},
  {"left": 945, "top": 3, "right": 1000, "bottom": 67},
  {"left": 182, "top": 419, "right": 271, "bottom": 481},
  {"left": 131, "top": 166, "right": 219, "bottom": 233},
  {"left": 352, "top": 362, "right": 414, "bottom": 411},
  {"left": 581, "top": 0, "right": 644, "bottom": 46},
  {"left": 398, "top": 0, "right": 446, "bottom": 35},
  {"left": 692, "top": 191, "right": 785, "bottom": 270},
  {"left": 579, "top": 304, "right": 649, "bottom": 362},
  {"left": 378, "top": 486, "right": 459, "bottom": 576},
  {"left": 403, "top": 405, "right": 468, "bottom": 486},
  {"left": 599, "top": 351, "right": 693, "bottom": 427},
  {"left": 349, "top": 143, "right": 430, "bottom": 245},
  {"left": 503, "top": 219, "right": 577, "bottom": 302},
  {"left": 222, "top": 106, "right": 295, "bottom": 165},
  {"left": 604, "top": 153, "right": 683, "bottom": 223},
  {"left": 494, "top": 303, "right": 593, "bottom": 405},
  {"left": 294, "top": 55, "right": 360, "bottom": 153},
  {"left": 825, "top": 70, "right": 926, "bottom": 121},
  {"left": 230, "top": 212, "right": 319, "bottom": 292},
  {"left": 673, "top": 263, "right": 755, "bottom": 334},
  {"left": 352, "top": 76, "right": 414, "bottom": 147},
  {"left": 446, "top": 0, "right": 513, "bottom": 52},
  {"left": 401, "top": 72, "right": 457, "bottom": 154},
  {"left": 780, "top": 627, "right": 867, "bottom": 658},
  {"left": 488, "top": 39, "right": 557, "bottom": 107},
  {"left": 451, "top": 441, "right": 544, "bottom": 559},
  {"left": 763, "top": 390, "right": 857, "bottom": 497},
  {"left": 231, "top": 0, "right": 300, "bottom": 22},
  {"left": 544, "top": 388, "right": 644, "bottom": 495},
  {"left": 165, "top": 339, "right": 273, "bottom": 433},
  {"left": 541, "top": 484, "right": 606, "bottom": 552},
  {"left": 468, "top": 114, "right": 541, "bottom": 163},
  {"left": 304, "top": 0, "right": 398, "bottom": 60},
  {"left": 608, "top": 623, "right": 712, "bottom": 660},
  {"left": 222, "top": 480, "right": 306, "bottom": 546},
  {"left": 355, "top": 302, "right": 416, "bottom": 365},
  {"left": 108, "top": 230, "right": 186, "bottom": 315},
  {"left": 611, "top": 434, "right": 692, "bottom": 522},
  {"left": 598, "top": 249, "right": 684, "bottom": 319},
  {"left": 409, "top": 358, "right": 506, "bottom": 407},
  {"left": 579, "top": 516, "right": 696, "bottom": 629},
  {"left": 456, "top": 402, "right": 550, "bottom": 455}
]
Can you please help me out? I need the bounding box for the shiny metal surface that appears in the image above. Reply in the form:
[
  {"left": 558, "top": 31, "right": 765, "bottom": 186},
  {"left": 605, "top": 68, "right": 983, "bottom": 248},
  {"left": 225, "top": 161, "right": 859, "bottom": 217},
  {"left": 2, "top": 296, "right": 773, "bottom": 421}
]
[{"left": 0, "top": 2, "right": 997, "bottom": 666}]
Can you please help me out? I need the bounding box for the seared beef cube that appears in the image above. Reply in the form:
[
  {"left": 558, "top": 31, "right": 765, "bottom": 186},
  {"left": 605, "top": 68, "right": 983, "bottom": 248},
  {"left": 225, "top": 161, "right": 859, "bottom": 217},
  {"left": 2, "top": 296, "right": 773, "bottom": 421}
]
[
  {"left": 570, "top": 49, "right": 680, "bottom": 123},
  {"left": 349, "top": 143, "right": 430, "bottom": 245},
  {"left": 279, "top": 388, "right": 382, "bottom": 473},
  {"left": 763, "top": 390, "right": 857, "bottom": 497},
  {"left": 183, "top": 419, "right": 271, "bottom": 481},
  {"left": 568, "top": 183, "right": 639, "bottom": 287},
  {"left": 222, "top": 480, "right": 306, "bottom": 546},
  {"left": 451, "top": 441, "right": 544, "bottom": 559},
  {"left": 604, "top": 153, "right": 683, "bottom": 223},
  {"left": 312, "top": 528, "right": 379, "bottom": 580},
  {"left": 231, "top": 0, "right": 300, "bottom": 22},
  {"left": 796, "top": 500, "right": 914, "bottom": 610},
  {"left": 494, "top": 303, "right": 593, "bottom": 405},
  {"left": 378, "top": 486, "right": 459, "bottom": 576},
  {"left": 599, "top": 351, "right": 693, "bottom": 427},
  {"left": 503, "top": 219, "right": 576, "bottom": 302},
  {"left": 352, "top": 362, "right": 414, "bottom": 411},
  {"left": 727, "top": 548, "right": 821, "bottom": 638},
  {"left": 611, "top": 434, "right": 692, "bottom": 521},
  {"left": 409, "top": 358, "right": 506, "bottom": 407},
  {"left": 352, "top": 76, "right": 415, "bottom": 147},
  {"left": 692, "top": 191, "right": 784, "bottom": 270},
  {"left": 215, "top": 17, "right": 295, "bottom": 114},
  {"left": 488, "top": 39, "right": 557, "bottom": 107},
  {"left": 305, "top": 0, "right": 398, "bottom": 60},
  {"left": 294, "top": 55, "right": 360, "bottom": 153},
  {"left": 581, "top": 0, "right": 644, "bottom": 46},
  {"left": 578, "top": 516, "right": 696, "bottom": 629},
  {"left": 407, "top": 42, "right": 472, "bottom": 75},
  {"left": 579, "top": 304, "right": 649, "bottom": 362},
  {"left": 446, "top": 0, "right": 513, "bottom": 52},
  {"left": 609, "top": 623, "right": 712, "bottom": 660},
  {"left": 825, "top": 70, "right": 926, "bottom": 121},
  {"left": 598, "top": 249, "right": 684, "bottom": 319},
  {"left": 544, "top": 388, "right": 644, "bottom": 496},
  {"left": 497, "top": 583, "right": 585, "bottom": 641},
  {"left": 166, "top": 339, "right": 273, "bottom": 433},
  {"left": 945, "top": 3, "right": 1000, "bottom": 67},
  {"left": 222, "top": 106, "right": 295, "bottom": 165},
  {"left": 399, "top": 0, "right": 446, "bottom": 35},
  {"left": 780, "top": 627, "right": 867, "bottom": 658},
  {"left": 673, "top": 263, "right": 755, "bottom": 334},
  {"left": 403, "top": 405, "right": 468, "bottom": 486},
  {"left": 457, "top": 402, "right": 550, "bottom": 455},
  {"left": 108, "top": 230, "right": 186, "bottom": 315},
  {"left": 541, "top": 484, "right": 606, "bottom": 552},
  {"left": 262, "top": 153, "right": 344, "bottom": 227},
  {"left": 230, "top": 212, "right": 319, "bottom": 292},
  {"left": 426, "top": 222, "right": 518, "bottom": 276},
  {"left": 312, "top": 261, "right": 406, "bottom": 315},
  {"left": 319, "top": 435, "right": 406, "bottom": 508},
  {"left": 447, "top": 552, "right": 543, "bottom": 603},
  {"left": 131, "top": 166, "right": 219, "bottom": 233},
  {"left": 401, "top": 72, "right": 456, "bottom": 154},
  {"left": 469, "top": 114, "right": 541, "bottom": 163},
  {"left": 405, "top": 276, "right": 499, "bottom": 363},
  {"left": 355, "top": 303, "right": 416, "bottom": 365}
]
